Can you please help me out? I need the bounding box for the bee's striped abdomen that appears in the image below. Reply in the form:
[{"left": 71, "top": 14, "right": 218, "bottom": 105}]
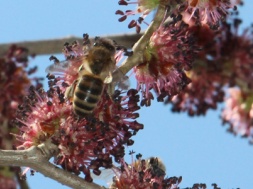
[{"left": 73, "top": 74, "right": 103, "bottom": 117}]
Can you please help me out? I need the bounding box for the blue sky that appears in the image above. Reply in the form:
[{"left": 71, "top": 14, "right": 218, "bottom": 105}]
[{"left": 1, "top": 1, "right": 253, "bottom": 188}]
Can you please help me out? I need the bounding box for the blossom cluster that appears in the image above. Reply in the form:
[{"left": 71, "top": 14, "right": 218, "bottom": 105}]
[
  {"left": 168, "top": 18, "right": 253, "bottom": 137},
  {"left": 0, "top": 45, "right": 42, "bottom": 125},
  {"left": 221, "top": 88, "right": 253, "bottom": 143},
  {"left": 169, "top": 25, "right": 227, "bottom": 116},
  {"left": 107, "top": 153, "right": 222, "bottom": 189},
  {"left": 0, "top": 45, "right": 42, "bottom": 188},
  {"left": 134, "top": 18, "right": 198, "bottom": 106},
  {"left": 109, "top": 153, "right": 181, "bottom": 189},
  {"left": 115, "top": 0, "right": 253, "bottom": 141},
  {"left": 177, "top": 0, "right": 240, "bottom": 29},
  {"left": 15, "top": 36, "right": 143, "bottom": 181},
  {"left": 116, "top": 0, "right": 240, "bottom": 32},
  {"left": 162, "top": 15, "right": 253, "bottom": 142}
]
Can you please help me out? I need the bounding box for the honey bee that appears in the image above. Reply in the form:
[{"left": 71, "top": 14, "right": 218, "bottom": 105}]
[
  {"left": 144, "top": 157, "right": 166, "bottom": 177},
  {"left": 91, "top": 156, "right": 166, "bottom": 188},
  {"left": 46, "top": 36, "right": 116, "bottom": 117}
]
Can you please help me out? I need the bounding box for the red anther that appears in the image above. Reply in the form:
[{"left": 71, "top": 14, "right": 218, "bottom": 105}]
[
  {"left": 128, "top": 20, "right": 137, "bottom": 28},
  {"left": 115, "top": 10, "right": 124, "bottom": 15},
  {"left": 118, "top": 0, "right": 128, "bottom": 5},
  {"left": 119, "top": 15, "right": 127, "bottom": 22}
]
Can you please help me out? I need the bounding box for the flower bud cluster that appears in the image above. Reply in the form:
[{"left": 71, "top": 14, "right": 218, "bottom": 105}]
[
  {"left": 109, "top": 154, "right": 182, "bottom": 189},
  {"left": 15, "top": 35, "right": 143, "bottom": 181},
  {"left": 134, "top": 18, "right": 199, "bottom": 106},
  {"left": 176, "top": 0, "right": 240, "bottom": 29},
  {"left": 0, "top": 45, "right": 42, "bottom": 188},
  {"left": 221, "top": 88, "right": 253, "bottom": 143}
]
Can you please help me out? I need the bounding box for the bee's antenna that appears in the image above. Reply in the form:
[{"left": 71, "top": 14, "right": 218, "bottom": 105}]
[
  {"left": 113, "top": 39, "right": 133, "bottom": 56},
  {"left": 49, "top": 55, "right": 60, "bottom": 64},
  {"left": 116, "top": 44, "right": 133, "bottom": 56},
  {"left": 83, "top": 33, "right": 91, "bottom": 46},
  {"left": 94, "top": 36, "right": 101, "bottom": 46}
]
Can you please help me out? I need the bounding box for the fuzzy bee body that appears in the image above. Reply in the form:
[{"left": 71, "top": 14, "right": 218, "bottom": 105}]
[
  {"left": 145, "top": 157, "right": 166, "bottom": 177},
  {"left": 73, "top": 74, "right": 104, "bottom": 116},
  {"left": 69, "top": 39, "right": 116, "bottom": 117},
  {"left": 46, "top": 36, "right": 117, "bottom": 117}
]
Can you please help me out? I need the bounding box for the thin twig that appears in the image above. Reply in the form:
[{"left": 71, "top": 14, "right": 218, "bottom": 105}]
[
  {"left": 15, "top": 167, "right": 30, "bottom": 189},
  {"left": 112, "top": 4, "right": 168, "bottom": 82}
]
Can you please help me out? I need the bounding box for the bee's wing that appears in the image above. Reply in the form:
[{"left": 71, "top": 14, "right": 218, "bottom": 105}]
[
  {"left": 91, "top": 168, "right": 120, "bottom": 188},
  {"left": 92, "top": 166, "right": 121, "bottom": 182},
  {"left": 45, "top": 60, "right": 71, "bottom": 74},
  {"left": 116, "top": 75, "right": 130, "bottom": 90}
]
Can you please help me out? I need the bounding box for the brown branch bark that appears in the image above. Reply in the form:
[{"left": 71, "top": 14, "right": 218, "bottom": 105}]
[
  {"left": 0, "top": 33, "right": 142, "bottom": 56},
  {"left": 0, "top": 143, "right": 105, "bottom": 189}
]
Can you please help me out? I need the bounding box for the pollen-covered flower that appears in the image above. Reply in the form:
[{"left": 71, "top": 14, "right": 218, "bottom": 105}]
[
  {"left": 16, "top": 86, "right": 142, "bottom": 181},
  {"left": 221, "top": 88, "right": 253, "bottom": 142},
  {"left": 15, "top": 35, "right": 143, "bottom": 181},
  {"left": 15, "top": 86, "right": 71, "bottom": 149},
  {"left": 116, "top": 0, "right": 160, "bottom": 32},
  {"left": 134, "top": 20, "right": 198, "bottom": 106},
  {"left": 0, "top": 45, "right": 41, "bottom": 123},
  {"left": 170, "top": 68, "right": 225, "bottom": 116},
  {"left": 109, "top": 153, "right": 182, "bottom": 189},
  {"left": 219, "top": 20, "right": 253, "bottom": 91},
  {"left": 168, "top": 18, "right": 253, "bottom": 116},
  {"left": 177, "top": 0, "right": 239, "bottom": 29},
  {"left": 0, "top": 45, "right": 42, "bottom": 189},
  {"left": 169, "top": 25, "right": 226, "bottom": 115}
]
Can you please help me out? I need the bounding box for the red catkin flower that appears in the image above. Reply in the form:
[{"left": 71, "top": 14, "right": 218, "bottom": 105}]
[
  {"left": 221, "top": 88, "right": 253, "bottom": 143},
  {"left": 169, "top": 18, "right": 253, "bottom": 117},
  {"left": 177, "top": 0, "right": 240, "bottom": 29},
  {"left": 134, "top": 19, "right": 198, "bottom": 106},
  {"left": 15, "top": 35, "right": 143, "bottom": 181},
  {"left": 109, "top": 154, "right": 182, "bottom": 189},
  {"left": 0, "top": 45, "right": 42, "bottom": 189}
]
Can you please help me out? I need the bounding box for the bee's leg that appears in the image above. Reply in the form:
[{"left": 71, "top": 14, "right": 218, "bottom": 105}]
[
  {"left": 104, "top": 72, "right": 113, "bottom": 84},
  {"left": 78, "top": 64, "right": 84, "bottom": 72},
  {"left": 65, "top": 80, "right": 78, "bottom": 101},
  {"left": 82, "top": 33, "right": 92, "bottom": 50},
  {"left": 107, "top": 82, "right": 116, "bottom": 99},
  {"left": 104, "top": 71, "right": 115, "bottom": 100}
]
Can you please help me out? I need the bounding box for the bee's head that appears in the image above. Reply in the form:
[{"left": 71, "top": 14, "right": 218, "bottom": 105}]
[{"left": 93, "top": 37, "right": 116, "bottom": 55}]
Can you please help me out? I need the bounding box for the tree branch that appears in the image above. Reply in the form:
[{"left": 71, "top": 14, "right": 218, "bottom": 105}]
[
  {"left": 0, "top": 33, "right": 142, "bottom": 56},
  {"left": 0, "top": 144, "right": 105, "bottom": 189}
]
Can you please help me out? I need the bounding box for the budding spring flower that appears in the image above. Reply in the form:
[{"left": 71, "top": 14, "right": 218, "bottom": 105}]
[
  {"left": 0, "top": 45, "right": 42, "bottom": 189},
  {"left": 109, "top": 153, "right": 182, "bottom": 189},
  {"left": 177, "top": 0, "right": 239, "bottom": 29},
  {"left": 221, "top": 88, "right": 253, "bottom": 143},
  {"left": 169, "top": 18, "right": 253, "bottom": 116},
  {"left": 134, "top": 19, "right": 198, "bottom": 106},
  {"left": 15, "top": 35, "right": 143, "bottom": 181}
]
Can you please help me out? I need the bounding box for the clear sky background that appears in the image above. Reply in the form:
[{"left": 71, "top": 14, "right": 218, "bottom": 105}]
[{"left": 1, "top": 1, "right": 253, "bottom": 189}]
